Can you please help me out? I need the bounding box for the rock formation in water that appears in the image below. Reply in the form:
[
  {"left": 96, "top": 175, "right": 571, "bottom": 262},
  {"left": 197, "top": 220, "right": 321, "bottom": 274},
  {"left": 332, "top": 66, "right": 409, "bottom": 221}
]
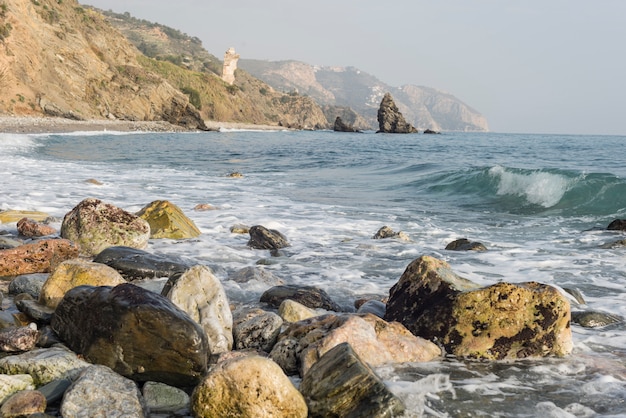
[{"left": 377, "top": 93, "right": 418, "bottom": 133}]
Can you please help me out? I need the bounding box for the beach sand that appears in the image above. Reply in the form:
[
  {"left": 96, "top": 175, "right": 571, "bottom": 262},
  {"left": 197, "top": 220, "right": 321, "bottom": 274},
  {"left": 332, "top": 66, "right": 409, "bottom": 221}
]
[{"left": 0, "top": 115, "right": 285, "bottom": 134}]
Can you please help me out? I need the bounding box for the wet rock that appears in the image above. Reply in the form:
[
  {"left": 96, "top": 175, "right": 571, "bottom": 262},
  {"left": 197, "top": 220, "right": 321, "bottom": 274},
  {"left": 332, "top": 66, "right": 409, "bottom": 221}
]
[
  {"left": 0, "top": 210, "right": 50, "bottom": 223},
  {"left": 35, "top": 326, "right": 63, "bottom": 348},
  {"left": 333, "top": 116, "right": 360, "bottom": 132},
  {"left": 93, "top": 246, "right": 191, "bottom": 281},
  {"left": 279, "top": 299, "right": 320, "bottom": 323},
  {"left": 142, "top": 381, "right": 190, "bottom": 414},
  {"left": 562, "top": 287, "right": 586, "bottom": 305},
  {"left": 233, "top": 308, "right": 283, "bottom": 352},
  {"left": 0, "top": 236, "right": 24, "bottom": 250},
  {"left": 274, "top": 313, "right": 441, "bottom": 377},
  {"left": 269, "top": 338, "right": 299, "bottom": 375},
  {"left": 8, "top": 274, "right": 47, "bottom": 298},
  {"left": 60, "top": 365, "right": 147, "bottom": 418},
  {"left": 0, "top": 374, "right": 35, "bottom": 404},
  {"left": 230, "top": 223, "right": 250, "bottom": 234},
  {"left": 261, "top": 284, "right": 342, "bottom": 312},
  {"left": 372, "top": 225, "right": 409, "bottom": 241},
  {"left": 60, "top": 198, "right": 150, "bottom": 256},
  {"left": 0, "top": 389, "right": 46, "bottom": 417},
  {"left": 247, "top": 225, "right": 290, "bottom": 250},
  {"left": 599, "top": 239, "right": 626, "bottom": 249},
  {"left": 376, "top": 92, "right": 418, "bottom": 134},
  {"left": 607, "top": 219, "right": 626, "bottom": 231},
  {"left": 0, "top": 239, "right": 78, "bottom": 277},
  {"left": 356, "top": 299, "right": 386, "bottom": 318},
  {"left": 0, "top": 346, "right": 89, "bottom": 385},
  {"left": 162, "top": 265, "right": 233, "bottom": 355},
  {"left": 424, "top": 129, "right": 441, "bottom": 134},
  {"left": 38, "top": 377, "right": 72, "bottom": 404},
  {"left": 445, "top": 238, "right": 488, "bottom": 251},
  {"left": 191, "top": 355, "right": 307, "bottom": 418},
  {"left": 15, "top": 299, "right": 55, "bottom": 324},
  {"left": 51, "top": 283, "right": 208, "bottom": 386},
  {"left": 300, "top": 342, "right": 405, "bottom": 418},
  {"left": 39, "top": 259, "right": 126, "bottom": 309},
  {"left": 384, "top": 255, "right": 573, "bottom": 359},
  {"left": 229, "top": 265, "right": 284, "bottom": 285},
  {"left": 17, "top": 217, "right": 56, "bottom": 238},
  {"left": 0, "top": 324, "right": 39, "bottom": 352},
  {"left": 572, "top": 310, "right": 622, "bottom": 328},
  {"left": 136, "top": 200, "right": 201, "bottom": 239},
  {"left": 192, "top": 203, "right": 217, "bottom": 211}
]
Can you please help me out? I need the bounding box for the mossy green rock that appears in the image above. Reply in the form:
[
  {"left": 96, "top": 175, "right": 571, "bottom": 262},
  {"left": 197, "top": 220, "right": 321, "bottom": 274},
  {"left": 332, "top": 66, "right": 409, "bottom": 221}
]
[
  {"left": 0, "top": 210, "right": 50, "bottom": 223},
  {"left": 137, "top": 200, "right": 200, "bottom": 239},
  {"left": 385, "top": 255, "right": 573, "bottom": 359}
]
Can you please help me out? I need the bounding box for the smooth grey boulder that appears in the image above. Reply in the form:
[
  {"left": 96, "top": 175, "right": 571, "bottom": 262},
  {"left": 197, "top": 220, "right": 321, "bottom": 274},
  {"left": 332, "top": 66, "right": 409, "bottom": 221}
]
[
  {"left": 8, "top": 274, "right": 47, "bottom": 298},
  {"left": 142, "top": 381, "right": 190, "bottom": 414},
  {"left": 300, "top": 342, "right": 405, "bottom": 418},
  {"left": 51, "top": 283, "right": 208, "bottom": 386},
  {"left": 356, "top": 299, "right": 386, "bottom": 318},
  {"left": 162, "top": 265, "right": 233, "bottom": 355},
  {"left": 228, "top": 266, "right": 284, "bottom": 285},
  {"left": 0, "top": 346, "right": 89, "bottom": 386},
  {"left": 572, "top": 310, "right": 622, "bottom": 328},
  {"left": 60, "top": 365, "right": 147, "bottom": 418},
  {"left": 93, "top": 246, "right": 192, "bottom": 281},
  {"left": 260, "top": 284, "right": 342, "bottom": 312}
]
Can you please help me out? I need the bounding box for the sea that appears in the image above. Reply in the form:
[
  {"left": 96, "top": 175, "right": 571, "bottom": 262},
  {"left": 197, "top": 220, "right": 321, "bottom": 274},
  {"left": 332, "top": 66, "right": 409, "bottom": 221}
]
[{"left": 2, "top": 129, "right": 626, "bottom": 417}]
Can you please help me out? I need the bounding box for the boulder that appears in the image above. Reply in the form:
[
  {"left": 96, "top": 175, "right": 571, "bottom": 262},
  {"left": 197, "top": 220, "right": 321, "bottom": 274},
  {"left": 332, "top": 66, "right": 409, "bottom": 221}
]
[
  {"left": 272, "top": 313, "right": 441, "bottom": 376},
  {"left": 261, "top": 284, "right": 342, "bottom": 312},
  {"left": 247, "top": 225, "right": 290, "bottom": 250},
  {"left": 93, "top": 246, "right": 191, "bottom": 280},
  {"left": 233, "top": 308, "right": 283, "bottom": 352},
  {"left": 376, "top": 93, "right": 418, "bottom": 134},
  {"left": 38, "top": 377, "right": 73, "bottom": 404},
  {"left": 39, "top": 259, "right": 126, "bottom": 308},
  {"left": 372, "top": 225, "right": 409, "bottom": 241},
  {"left": 60, "top": 198, "right": 150, "bottom": 256},
  {"left": 0, "top": 239, "right": 78, "bottom": 277},
  {"left": 0, "top": 325, "right": 40, "bottom": 352},
  {"left": 162, "top": 265, "right": 233, "bottom": 355},
  {"left": 278, "top": 299, "right": 320, "bottom": 323},
  {"left": 445, "top": 238, "right": 488, "bottom": 251},
  {"left": 607, "top": 219, "right": 626, "bottom": 231},
  {"left": 0, "top": 210, "right": 50, "bottom": 223},
  {"left": 423, "top": 129, "right": 441, "bottom": 134},
  {"left": 229, "top": 266, "right": 284, "bottom": 285},
  {"left": 300, "top": 342, "right": 405, "bottom": 418},
  {"left": 333, "top": 116, "right": 360, "bottom": 132},
  {"left": 8, "top": 273, "right": 47, "bottom": 298},
  {"left": 356, "top": 299, "right": 386, "bottom": 318},
  {"left": 230, "top": 223, "right": 250, "bottom": 234},
  {"left": 51, "top": 283, "right": 208, "bottom": 386},
  {"left": 60, "top": 365, "right": 147, "bottom": 418},
  {"left": 0, "top": 375, "right": 34, "bottom": 404},
  {"left": 15, "top": 299, "right": 55, "bottom": 324},
  {"left": 384, "top": 255, "right": 573, "bottom": 359},
  {"left": 191, "top": 355, "right": 308, "bottom": 418},
  {"left": 0, "top": 346, "right": 90, "bottom": 386},
  {"left": 142, "top": 381, "right": 190, "bottom": 414},
  {"left": 16, "top": 217, "right": 56, "bottom": 237},
  {"left": 572, "top": 310, "right": 622, "bottom": 328},
  {"left": 0, "top": 390, "right": 46, "bottom": 417},
  {"left": 136, "top": 200, "right": 201, "bottom": 239},
  {"left": 0, "top": 236, "right": 24, "bottom": 250}
]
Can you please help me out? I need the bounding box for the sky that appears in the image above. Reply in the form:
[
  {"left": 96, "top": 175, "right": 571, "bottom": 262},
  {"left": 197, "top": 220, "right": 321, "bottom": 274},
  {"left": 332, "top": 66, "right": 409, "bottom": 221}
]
[{"left": 83, "top": 0, "right": 626, "bottom": 135}]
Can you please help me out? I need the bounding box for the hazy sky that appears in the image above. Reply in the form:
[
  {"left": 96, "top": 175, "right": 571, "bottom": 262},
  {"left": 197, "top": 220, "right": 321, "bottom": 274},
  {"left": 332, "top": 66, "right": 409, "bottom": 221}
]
[{"left": 83, "top": 1, "right": 626, "bottom": 135}]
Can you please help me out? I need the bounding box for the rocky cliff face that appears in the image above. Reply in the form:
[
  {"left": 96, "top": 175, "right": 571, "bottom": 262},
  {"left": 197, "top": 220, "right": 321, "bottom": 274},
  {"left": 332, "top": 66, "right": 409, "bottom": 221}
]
[
  {"left": 0, "top": 0, "right": 206, "bottom": 129},
  {"left": 240, "top": 60, "right": 489, "bottom": 132}
]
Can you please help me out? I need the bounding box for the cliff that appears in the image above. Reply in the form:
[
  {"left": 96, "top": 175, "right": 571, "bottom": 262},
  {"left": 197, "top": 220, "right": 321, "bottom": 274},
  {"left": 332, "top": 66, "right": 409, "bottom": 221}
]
[
  {"left": 0, "top": 0, "right": 205, "bottom": 129},
  {"left": 240, "top": 60, "right": 489, "bottom": 132}
]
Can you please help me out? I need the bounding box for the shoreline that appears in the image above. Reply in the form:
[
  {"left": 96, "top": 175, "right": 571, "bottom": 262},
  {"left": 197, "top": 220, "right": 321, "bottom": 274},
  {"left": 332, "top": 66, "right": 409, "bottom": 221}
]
[{"left": 0, "top": 115, "right": 286, "bottom": 134}]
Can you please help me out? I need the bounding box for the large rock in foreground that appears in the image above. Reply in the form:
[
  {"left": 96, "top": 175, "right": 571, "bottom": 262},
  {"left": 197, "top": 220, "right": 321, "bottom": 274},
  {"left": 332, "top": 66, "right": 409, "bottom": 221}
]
[
  {"left": 191, "top": 355, "right": 307, "bottom": 418},
  {"left": 136, "top": 200, "right": 201, "bottom": 239},
  {"left": 376, "top": 92, "right": 418, "bottom": 133},
  {"left": 0, "top": 239, "right": 78, "bottom": 277},
  {"left": 51, "top": 283, "right": 208, "bottom": 386},
  {"left": 384, "top": 255, "right": 573, "bottom": 359},
  {"left": 60, "top": 198, "right": 150, "bottom": 256}
]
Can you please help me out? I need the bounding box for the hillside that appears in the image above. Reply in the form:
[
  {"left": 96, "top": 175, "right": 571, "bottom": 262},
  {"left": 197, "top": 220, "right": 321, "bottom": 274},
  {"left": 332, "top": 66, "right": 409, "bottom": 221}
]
[
  {"left": 240, "top": 60, "right": 490, "bottom": 132},
  {"left": 92, "top": 8, "right": 329, "bottom": 129},
  {"left": 0, "top": 0, "right": 205, "bottom": 129}
]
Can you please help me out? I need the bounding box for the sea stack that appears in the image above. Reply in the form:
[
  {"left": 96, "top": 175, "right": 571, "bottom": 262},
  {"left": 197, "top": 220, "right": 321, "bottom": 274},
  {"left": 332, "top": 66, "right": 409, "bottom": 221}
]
[{"left": 376, "top": 93, "right": 418, "bottom": 133}]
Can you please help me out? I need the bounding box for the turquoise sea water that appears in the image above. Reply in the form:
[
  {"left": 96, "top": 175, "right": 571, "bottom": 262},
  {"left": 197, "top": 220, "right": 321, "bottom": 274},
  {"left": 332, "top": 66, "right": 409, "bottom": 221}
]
[{"left": 2, "top": 130, "right": 626, "bottom": 416}]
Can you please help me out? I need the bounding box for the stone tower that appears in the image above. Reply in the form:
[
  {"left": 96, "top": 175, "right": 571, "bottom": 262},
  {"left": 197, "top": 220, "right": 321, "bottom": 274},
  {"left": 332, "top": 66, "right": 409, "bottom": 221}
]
[{"left": 221, "top": 47, "right": 240, "bottom": 85}]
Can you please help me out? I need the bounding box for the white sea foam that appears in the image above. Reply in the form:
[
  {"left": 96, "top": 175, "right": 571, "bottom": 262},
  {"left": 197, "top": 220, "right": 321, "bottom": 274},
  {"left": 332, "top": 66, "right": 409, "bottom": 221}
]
[{"left": 489, "top": 165, "right": 572, "bottom": 207}]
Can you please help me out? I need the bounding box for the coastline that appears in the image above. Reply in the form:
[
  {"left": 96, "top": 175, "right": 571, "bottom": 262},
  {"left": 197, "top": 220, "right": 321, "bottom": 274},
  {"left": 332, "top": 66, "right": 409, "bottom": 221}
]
[{"left": 0, "top": 115, "right": 285, "bottom": 134}]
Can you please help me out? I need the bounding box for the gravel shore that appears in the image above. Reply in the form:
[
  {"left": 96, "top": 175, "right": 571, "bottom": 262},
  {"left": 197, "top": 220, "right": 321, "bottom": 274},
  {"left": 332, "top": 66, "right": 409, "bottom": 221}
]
[{"left": 0, "top": 116, "right": 285, "bottom": 134}]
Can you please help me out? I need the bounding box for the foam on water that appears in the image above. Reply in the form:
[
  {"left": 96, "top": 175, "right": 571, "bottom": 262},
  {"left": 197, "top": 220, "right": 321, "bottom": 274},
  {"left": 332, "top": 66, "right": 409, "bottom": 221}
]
[{"left": 2, "top": 131, "right": 626, "bottom": 416}]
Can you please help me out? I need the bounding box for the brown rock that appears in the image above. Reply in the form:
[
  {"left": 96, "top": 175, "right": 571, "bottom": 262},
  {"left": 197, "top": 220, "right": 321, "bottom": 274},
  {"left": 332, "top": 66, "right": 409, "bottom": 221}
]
[
  {"left": 0, "top": 390, "right": 46, "bottom": 418},
  {"left": 0, "top": 239, "right": 78, "bottom": 277},
  {"left": 445, "top": 238, "right": 487, "bottom": 251},
  {"left": 16, "top": 218, "right": 57, "bottom": 238},
  {"left": 0, "top": 325, "right": 40, "bottom": 352},
  {"left": 376, "top": 93, "right": 418, "bottom": 133}
]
